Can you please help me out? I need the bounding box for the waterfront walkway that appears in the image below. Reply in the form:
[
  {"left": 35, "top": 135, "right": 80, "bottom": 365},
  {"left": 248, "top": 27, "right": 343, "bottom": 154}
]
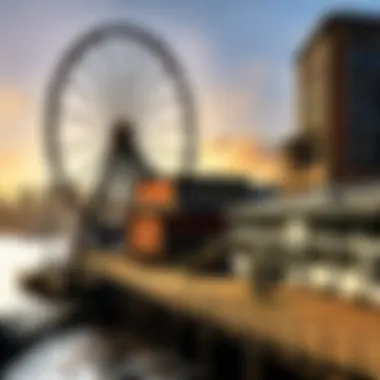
[
  {"left": 22, "top": 253, "right": 380, "bottom": 379},
  {"left": 83, "top": 253, "right": 380, "bottom": 378}
]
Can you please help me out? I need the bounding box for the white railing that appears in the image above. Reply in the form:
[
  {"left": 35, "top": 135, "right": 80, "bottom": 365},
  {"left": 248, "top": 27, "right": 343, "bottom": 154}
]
[{"left": 228, "top": 182, "right": 380, "bottom": 308}]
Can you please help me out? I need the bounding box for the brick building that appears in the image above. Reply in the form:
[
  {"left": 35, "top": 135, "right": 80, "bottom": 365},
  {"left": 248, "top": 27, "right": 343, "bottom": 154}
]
[{"left": 296, "top": 11, "right": 380, "bottom": 184}]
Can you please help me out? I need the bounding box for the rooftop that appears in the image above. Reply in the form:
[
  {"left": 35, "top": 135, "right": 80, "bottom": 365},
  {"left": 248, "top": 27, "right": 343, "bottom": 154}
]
[{"left": 296, "top": 10, "right": 380, "bottom": 63}]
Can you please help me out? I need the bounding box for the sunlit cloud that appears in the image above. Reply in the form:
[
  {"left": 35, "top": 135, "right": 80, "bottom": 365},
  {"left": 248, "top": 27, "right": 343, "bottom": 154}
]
[
  {"left": 0, "top": 0, "right": 293, "bottom": 199},
  {"left": 199, "top": 136, "right": 283, "bottom": 184}
]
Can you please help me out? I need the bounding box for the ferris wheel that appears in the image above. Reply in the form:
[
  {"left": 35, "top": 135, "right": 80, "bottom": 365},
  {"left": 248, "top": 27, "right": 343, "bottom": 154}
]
[{"left": 43, "top": 21, "right": 198, "bottom": 208}]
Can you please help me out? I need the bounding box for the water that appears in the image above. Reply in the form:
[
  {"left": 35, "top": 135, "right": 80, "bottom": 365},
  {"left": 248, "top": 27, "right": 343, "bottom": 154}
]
[{"left": 0, "top": 235, "right": 193, "bottom": 379}]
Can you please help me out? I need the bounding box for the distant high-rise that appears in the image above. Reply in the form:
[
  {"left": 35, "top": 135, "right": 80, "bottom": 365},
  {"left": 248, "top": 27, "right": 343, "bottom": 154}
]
[{"left": 297, "top": 11, "right": 380, "bottom": 184}]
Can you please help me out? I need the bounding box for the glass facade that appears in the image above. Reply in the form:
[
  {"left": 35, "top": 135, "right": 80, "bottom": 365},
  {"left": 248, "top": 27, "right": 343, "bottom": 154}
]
[{"left": 348, "top": 39, "right": 380, "bottom": 171}]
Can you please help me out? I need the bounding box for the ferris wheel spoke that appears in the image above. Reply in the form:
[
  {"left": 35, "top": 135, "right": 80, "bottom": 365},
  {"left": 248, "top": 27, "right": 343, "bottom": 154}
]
[
  {"left": 72, "top": 59, "right": 127, "bottom": 117},
  {"left": 137, "top": 82, "right": 177, "bottom": 124},
  {"left": 128, "top": 55, "right": 166, "bottom": 118},
  {"left": 61, "top": 141, "right": 104, "bottom": 160},
  {"left": 92, "top": 43, "right": 136, "bottom": 113},
  {"left": 136, "top": 68, "right": 164, "bottom": 98},
  {"left": 139, "top": 134, "right": 185, "bottom": 159},
  {"left": 124, "top": 48, "right": 147, "bottom": 113},
  {"left": 108, "top": 41, "right": 133, "bottom": 86},
  {"left": 145, "top": 95, "right": 180, "bottom": 122},
  {"left": 67, "top": 64, "right": 109, "bottom": 103},
  {"left": 139, "top": 108, "right": 181, "bottom": 135},
  {"left": 137, "top": 126, "right": 182, "bottom": 147},
  {"left": 65, "top": 135, "right": 105, "bottom": 157},
  {"left": 120, "top": 48, "right": 154, "bottom": 118},
  {"left": 60, "top": 125, "right": 108, "bottom": 148},
  {"left": 60, "top": 127, "right": 99, "bottom": 145},
  {"left": 67, "top": 158, "right": 103, "bottom": 188},
  {"left": 61, "top": 106, "right": 103, "bottom": 128}
]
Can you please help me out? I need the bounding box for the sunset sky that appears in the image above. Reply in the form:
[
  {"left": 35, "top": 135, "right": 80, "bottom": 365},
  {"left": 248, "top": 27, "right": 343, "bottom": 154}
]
[{"left": 0, "top": 0, "right": 379, "bottom": 199}]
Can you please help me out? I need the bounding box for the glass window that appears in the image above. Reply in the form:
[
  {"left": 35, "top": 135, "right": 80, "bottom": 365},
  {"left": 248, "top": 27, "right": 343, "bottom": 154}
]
[
  {"left": 367, "top": 217, "right": 380, "bottom": 236},
  {"left": 332, "top": 250, "right": 358, "bottom": 268},
  {"left": 371, "top": 257, "right": 380, "bottom": 283},
  {"left": 305, "top": 246, "right": 323, "bottom": 263}
]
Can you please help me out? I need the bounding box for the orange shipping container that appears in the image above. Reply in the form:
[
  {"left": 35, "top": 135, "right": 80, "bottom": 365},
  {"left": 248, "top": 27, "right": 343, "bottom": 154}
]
[
  {"left": 128, "top": 212, "right": 165, "bottom": 261},
  {"left": 135, "top": 179, "right": 176, "bottom": 208}
]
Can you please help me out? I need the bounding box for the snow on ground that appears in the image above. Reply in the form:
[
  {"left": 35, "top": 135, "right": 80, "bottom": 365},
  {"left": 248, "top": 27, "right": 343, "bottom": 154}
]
[
  {"left": 0, "top": 234, "right": 193, "bottom": 379},
  {"left": 4, "top": 327, "right": 105, "bottom": 380},
  {"left": 3, "top": 328, "right": 193, "bottom": 380},
  {"left": 0, "top": 234, "right": 71, "bottom": 332}
]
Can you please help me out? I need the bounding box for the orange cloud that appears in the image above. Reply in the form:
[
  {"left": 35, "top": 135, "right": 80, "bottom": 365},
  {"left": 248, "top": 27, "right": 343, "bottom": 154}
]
[
  {"left": 199, "top": 136, "right": 283, "bottom": 184},
  {"left": 0, "top": 89, "right": 30, "bottom": 118},
  {"left": 0, "top": 31, "right": 288, "bottom": 200},
  {"left": 0, "top": 147, "right": 43, "bottom": 199},
  {"left": 0, "top": 87, "right": 45, "bottom": 199},
  {"left": 175, "top": 34, "right": 286, "bottom": 181}
]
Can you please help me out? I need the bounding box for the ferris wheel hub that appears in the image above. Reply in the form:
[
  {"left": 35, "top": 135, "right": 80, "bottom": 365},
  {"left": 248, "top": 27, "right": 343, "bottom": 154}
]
[{"left": 111, "top": 118, "right": 134, "bottom": 151}]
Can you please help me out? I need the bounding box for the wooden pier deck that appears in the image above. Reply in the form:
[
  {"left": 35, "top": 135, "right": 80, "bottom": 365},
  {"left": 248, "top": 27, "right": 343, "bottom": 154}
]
[
  {"left": 21, "top": 253, "right": 380, "bottom": 378},
  {"left": 81, "top": 253, "right": 380, "bottom": 378}
]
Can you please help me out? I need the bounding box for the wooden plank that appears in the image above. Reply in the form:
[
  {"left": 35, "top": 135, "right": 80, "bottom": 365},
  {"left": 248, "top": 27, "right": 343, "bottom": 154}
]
[{"left": 85, "top": 253, "right": 380, "bottom": 377}]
